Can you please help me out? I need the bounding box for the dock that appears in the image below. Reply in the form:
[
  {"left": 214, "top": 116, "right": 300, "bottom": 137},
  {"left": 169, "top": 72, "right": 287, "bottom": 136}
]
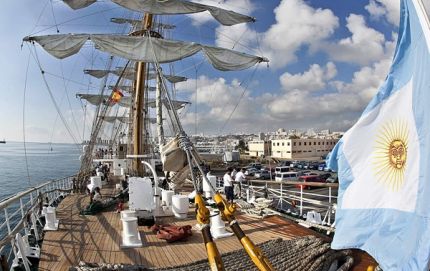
[{"left": 38, "top": 180, "right": 376, "bottom": 271}]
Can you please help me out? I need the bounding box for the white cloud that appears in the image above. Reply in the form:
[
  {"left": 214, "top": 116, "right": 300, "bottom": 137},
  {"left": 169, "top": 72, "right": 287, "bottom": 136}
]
[
  {"left": 365, "top": 0, "right": 400, "bottom": 26},
  {"left": 261, "top": 0, "right": 338, "bottom": 68},
  {"left": 333, "top": 57, "right": 392, "bottom": 101},
  {"left": 324, "top": 14, "right": 390, "bottom": 65},
  {"left": 267, "top": 57, "right": 391, "bottom": 127},
  {"left": 280, "top": 62, "right": 337, "bottom": 92},
  {"left": 213, "top": 0, "right": 339, "bottom": 68},
  {"left": 177, "top": 76, "right": 256, "bottom": 122},
  {"left": 177, "top": 75, "right": 288, "bottom": 133},
  {"left": 215, "top": 23, "right": 257, "bottom": 51},
  {"left": 175, "top": 35, "right": 396, "bottom": 134}
]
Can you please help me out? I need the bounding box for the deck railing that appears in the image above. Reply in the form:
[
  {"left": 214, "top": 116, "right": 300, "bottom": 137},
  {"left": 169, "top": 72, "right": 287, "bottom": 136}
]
[
  {"left": 0, "top": 175, "right": 74, "bottom": 266},
  {"left": 216, "top": 178, "right": 338, "bottom": 229}
]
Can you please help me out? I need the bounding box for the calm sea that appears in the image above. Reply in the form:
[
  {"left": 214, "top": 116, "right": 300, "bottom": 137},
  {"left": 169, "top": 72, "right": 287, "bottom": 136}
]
[{"left": 0, "top": 141, "right": 81, "bottom": 201}]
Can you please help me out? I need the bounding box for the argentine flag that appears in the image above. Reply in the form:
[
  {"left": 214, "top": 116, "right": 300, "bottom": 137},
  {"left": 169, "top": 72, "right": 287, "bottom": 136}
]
[{"left": 328, "top": 0, "right": 430, "bottom": 270}]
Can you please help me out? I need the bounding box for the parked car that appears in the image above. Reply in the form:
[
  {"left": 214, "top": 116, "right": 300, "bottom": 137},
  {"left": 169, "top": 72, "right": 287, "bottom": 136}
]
[
  {"left": 323, "top": 166, "right": 332, "bottom": 172},
  {"left": 319, "top": 173, "right": 332, "bottom": 181},
  {"left": 275, "top": 166, "right": 291, "bottom": 174},
  {"left": 298, "top": 170, "right": 309, "bottom": 176},
  {"left": 275, "top": 171, "right": 299, "bottom": 182},
  {"left": 245, "top": 167, "right": 259, "bottom": 176},
  {"left": 277, "top": 161, "right": 289, "bottom": 167},
  {"left": 263, "top": 166, "right": 276, "bottom": 173},
  {"left": 296, "top": 175, "right": 325, "bottom": 189},
  {"left": 308, "top": 162, "right": 319, "bottom": 170},
  {"left": 303, "top": 162, "right": 311, "bottom": 169},
  {"left": 318, "top": 163, "right": 326, "bottom": 171},
  {"left": 255, "top": 170, "right": 271, "bottom": 180},
  {"left": 295, "top": 162, "right": 304, "bottom": 169},
  {"left": 298, "top": 170, "right": 315, "bottom": 177},
  {"left": 248, "top": 162, "right": 262, "bottom": 170},
  {"left": 326, "top": 174, "right": 338, "bottom": 183},
  {"left": 289, "top": 160, "right": 299, "bottom": 168}
]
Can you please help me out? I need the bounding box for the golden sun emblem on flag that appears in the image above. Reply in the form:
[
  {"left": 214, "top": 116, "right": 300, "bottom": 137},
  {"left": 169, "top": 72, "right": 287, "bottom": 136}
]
[{"left": 372, "top": 119, "right": 409, "bottom": 191}]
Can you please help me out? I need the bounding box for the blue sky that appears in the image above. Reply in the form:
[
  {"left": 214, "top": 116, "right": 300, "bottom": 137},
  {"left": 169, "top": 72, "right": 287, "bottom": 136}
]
[{"left": 0, "top": 0, "right": 400, "bottom": 143}]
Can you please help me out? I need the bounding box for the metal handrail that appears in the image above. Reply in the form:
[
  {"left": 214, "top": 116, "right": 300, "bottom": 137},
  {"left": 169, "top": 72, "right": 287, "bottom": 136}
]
[
  {"left": 225, "top": 179, "right": 338, "bottom": 228},
  {"left": 0, "top": 175, "right": 75, "bottom": 267},
  {"left": 247, "top": 179, "right": 339, "bottom": 188},
  {"left": 0, "top": 175, "right": 75, "bottom": 209}
]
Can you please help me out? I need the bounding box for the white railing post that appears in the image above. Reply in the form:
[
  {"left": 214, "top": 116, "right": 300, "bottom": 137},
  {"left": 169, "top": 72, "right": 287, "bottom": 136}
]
[
  {"left": 328, "top": 187, "right": 332, "bottom": 225},
  {"left": 19, "top": 198, "right": 29, "bottom": 235},
  {"left": 4, "top": 208, "right": 20, "bottom": 268},
  {"left": 300, "top": 186, "right": 303, "bottom": 216},
  {"left": 265, "top": 181, "right": 268, "bottom": 199},
  {"left": 19, "top": 198, "right": 25, "bottom": 218},
  {"left": 4, "top": 209, "right": 11, "bottom": 234},
  {"left": 280, "top": 182, "right": 283, "bottom": 210}
]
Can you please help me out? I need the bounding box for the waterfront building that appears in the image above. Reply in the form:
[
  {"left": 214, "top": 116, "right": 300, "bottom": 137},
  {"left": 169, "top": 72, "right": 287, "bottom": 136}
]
[
  {"left": 248, "top": 140, "right": 271, "bottom": 157},
  {"left": 271, "top": 138, "right": 338, "bottom": 159}
]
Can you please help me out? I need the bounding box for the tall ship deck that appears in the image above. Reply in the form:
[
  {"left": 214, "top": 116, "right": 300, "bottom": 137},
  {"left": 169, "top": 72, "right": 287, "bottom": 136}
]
[{"left": 36, "top": 177, "right": 375, "bottom": 271}]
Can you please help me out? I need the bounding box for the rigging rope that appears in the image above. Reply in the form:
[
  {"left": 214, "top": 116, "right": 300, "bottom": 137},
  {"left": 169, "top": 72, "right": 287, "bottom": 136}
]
[
  {"left": 29, "top": 7, "right": 121, "bottom": 36},
  {"left": 49, "top": 0, "right": 60, "bottom": 33},
  {"left": 22, "top": 52, "right": 32, "bottom": 186},
  {"left": 73, "top": 236, "right": 354, "bottom": 271},
  {"left": 28, "top": 0, "right": 50, "bottom": 35},
  {"left": 59, "top": 61, "right": 83, "bottom": 142},
  {"left": 220, "top": 65, "right": 259, "bottom": 133},
  {"left": 28, "top": 44, "right": 81, "bottom": 150},
  {"left": 43, "top": 71, "right": 93, "bottom": 88}
]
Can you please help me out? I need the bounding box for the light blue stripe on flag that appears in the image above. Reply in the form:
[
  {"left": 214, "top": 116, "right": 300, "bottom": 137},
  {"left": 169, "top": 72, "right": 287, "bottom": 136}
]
[{"left": 328, "top": 0, "right": 430, "bottom": 270}]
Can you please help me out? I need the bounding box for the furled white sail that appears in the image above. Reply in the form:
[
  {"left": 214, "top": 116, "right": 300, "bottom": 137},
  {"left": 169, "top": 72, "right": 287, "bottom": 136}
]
[
  {"left": 77, "top": 93, "right": 189, "bottom": 109},
  {"left": 102, "top": 116, "right": 157, "bottom": 124},
  {"left": 24, "top": 34, "right": 268, "bottom": 71},
  {"left": 84, "top": 68, "right": 187, "bottom": 83},
  {"left": 148, "top": 99, "right": 190, "bottom": 110},
  {"left": 83, "top": 69, "right": 110, "bottom": 79},
  {"left": 202, "top": 46, "right": 265, "bottom": 71},
  {"left": 63, "top": 0, "right": 96, "bottom": 10},
  {"left": 101, "top": 116, "right": 129, "bottom": 123},
  {"left": 76, "top": 93, "right": 131, "bottom": 107},
  {"left": 108, "top": 85, "right": 156, "bottom": 92},
  {"left": 91, "top": 35, "right": 201, "bottom": 63},
  {"left": 63, "top": 0, "right": 254, "bottom": 26},
  {"left": 111, "top": 18, "right": 175, "bottom": 29},
  {"left": 76, "top": 93, "right": 109, "bottom": 105},
  {"left": 111, "top": 0, "right": 254, "bottom": 26},
  {"left": 84, "top": 69, "right": 135, "bottom": 80},
  {"left": 29, "top": 34, "right": 88, "bottom": 59}
]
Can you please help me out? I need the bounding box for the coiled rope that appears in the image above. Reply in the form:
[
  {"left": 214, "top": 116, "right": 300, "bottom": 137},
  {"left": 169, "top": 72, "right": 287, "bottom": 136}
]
[{"left": 72, "top": 236, "right": 354, "bottom": 271}]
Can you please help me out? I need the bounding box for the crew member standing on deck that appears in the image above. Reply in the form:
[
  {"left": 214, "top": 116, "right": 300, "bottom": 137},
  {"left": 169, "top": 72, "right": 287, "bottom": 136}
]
[
  {"left": 231, "top": 167, "right": 238, "bottom": 179},
  {"left": 234, "top": 168, "right": 246, "bottom": 199},
  {"left": 223, "top": 168, "right": 234, "bottom": 204}
]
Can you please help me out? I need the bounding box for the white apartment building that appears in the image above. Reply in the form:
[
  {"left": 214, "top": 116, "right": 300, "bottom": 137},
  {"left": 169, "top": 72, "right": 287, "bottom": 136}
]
[
  {"left": 248, "top": 140, "right": 271, "bottom": 157},
  {"left": 271, "top": 138, "right": 338, "bottom": 159}
]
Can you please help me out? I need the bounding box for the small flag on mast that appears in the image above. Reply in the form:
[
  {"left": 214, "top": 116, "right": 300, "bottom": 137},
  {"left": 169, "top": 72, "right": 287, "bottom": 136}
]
[
  {"left": 328, "top": 0, "right": 430, "bottom": 270},
  {"left": 110, "top": 89, "right": 123, "bottom": 104}
]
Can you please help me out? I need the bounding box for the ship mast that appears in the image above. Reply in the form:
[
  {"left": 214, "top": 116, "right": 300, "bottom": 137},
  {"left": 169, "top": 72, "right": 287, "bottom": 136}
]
[
  {"left": 156, "top": 73, "right": 165, "bottom": 146},
  {"left": 132, "top": 13, "right": 153, "bottom": 176}
]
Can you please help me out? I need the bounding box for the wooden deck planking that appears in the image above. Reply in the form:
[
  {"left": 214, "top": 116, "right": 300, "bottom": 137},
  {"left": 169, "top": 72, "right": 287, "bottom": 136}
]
[{"left": 38, "top": 180, "right": 376, "bottom": 270}]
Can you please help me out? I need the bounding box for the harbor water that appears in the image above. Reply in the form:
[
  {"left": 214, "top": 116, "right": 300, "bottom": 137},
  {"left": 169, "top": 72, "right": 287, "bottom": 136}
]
[
  {"left": 0, "top": 141, "right": 80, "bottom": 259},
  {"left": 0, "top": 141, "right": 80, "bottom": 201}
]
